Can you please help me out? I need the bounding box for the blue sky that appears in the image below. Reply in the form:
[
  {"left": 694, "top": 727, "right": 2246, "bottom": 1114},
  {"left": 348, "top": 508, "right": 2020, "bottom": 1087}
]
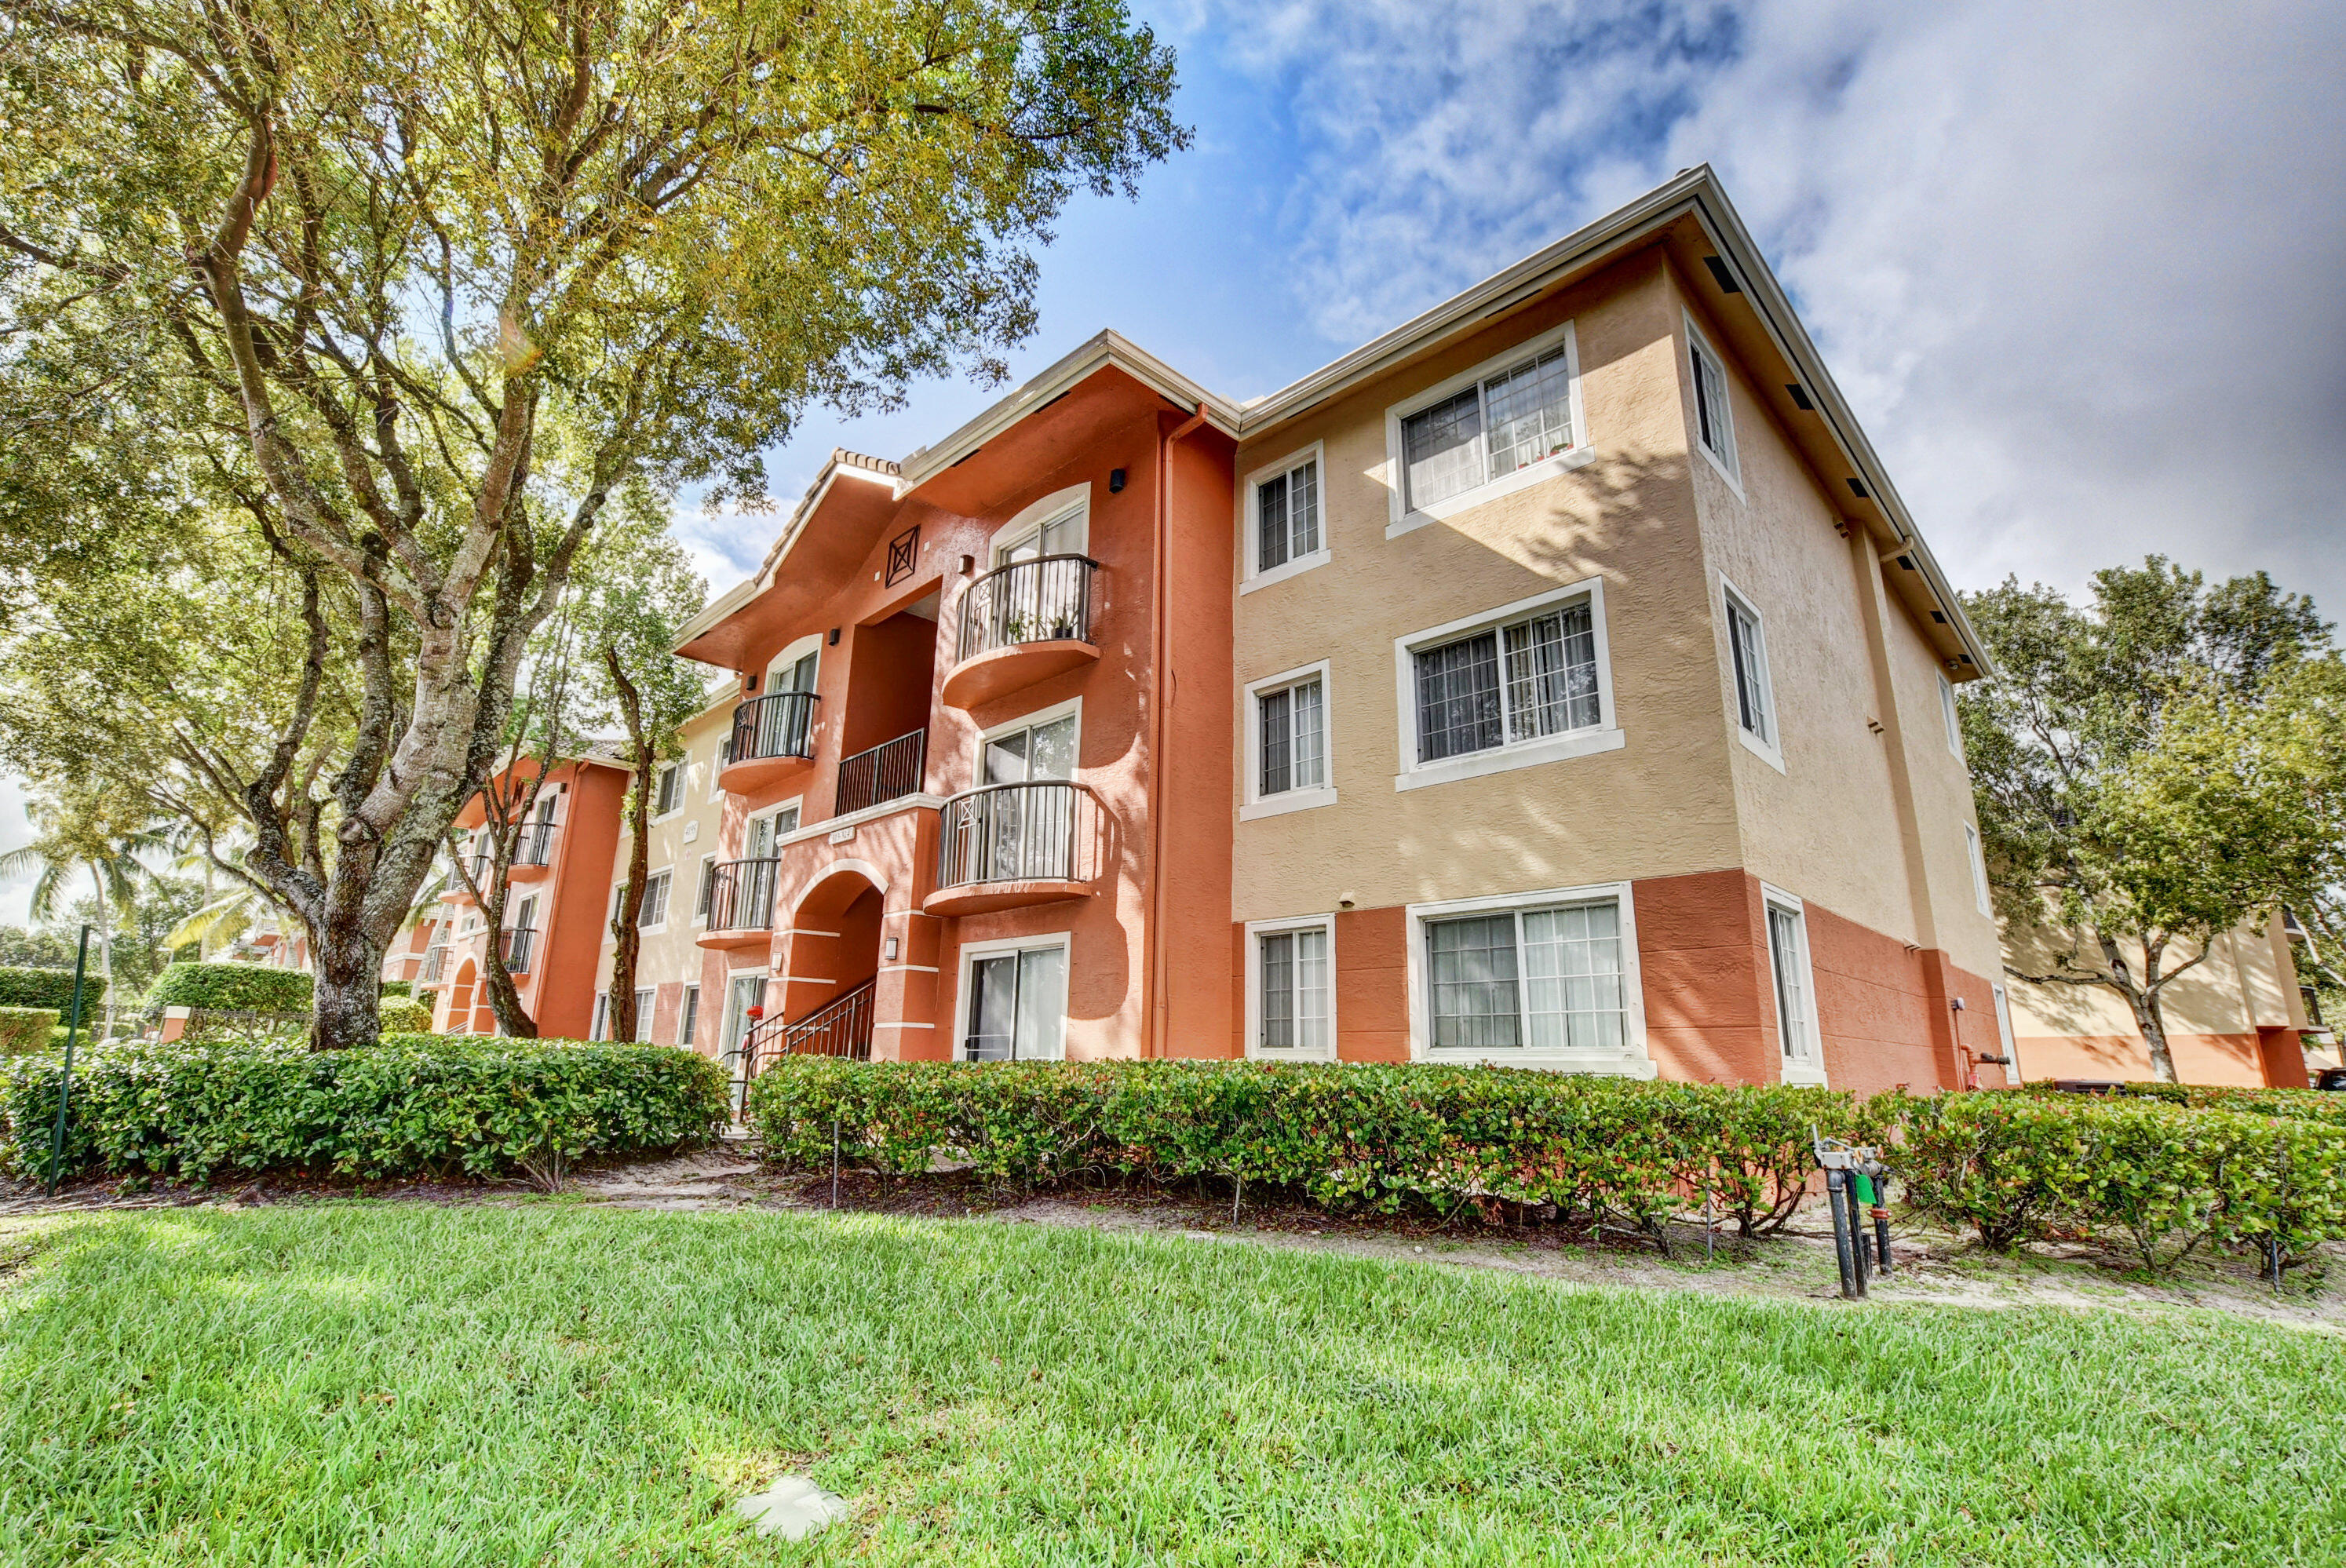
[{"left": 8, "top": 0, "right": 2346, "bottom": 923}]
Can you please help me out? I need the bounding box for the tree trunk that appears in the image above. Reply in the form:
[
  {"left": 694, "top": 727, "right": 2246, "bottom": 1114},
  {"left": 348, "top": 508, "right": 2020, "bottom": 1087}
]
[
  {"left": 310, "top": 930, "right": 386, "bottom": 1054},
  {"left": 603, "top": 645, "right": 653, "bottom": 1043},
  {"left": 2096, "top": 924, "right": 2180, "bottom": 1083}
]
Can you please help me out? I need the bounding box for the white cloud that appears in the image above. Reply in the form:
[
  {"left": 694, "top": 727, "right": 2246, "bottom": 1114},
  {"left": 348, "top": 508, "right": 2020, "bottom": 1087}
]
[{"left": 1202, "top": 0, "right": 2346, "bottom": 611}]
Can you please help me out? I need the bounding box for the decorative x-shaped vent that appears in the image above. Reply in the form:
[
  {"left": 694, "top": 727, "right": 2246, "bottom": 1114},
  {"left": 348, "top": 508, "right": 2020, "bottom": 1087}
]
[{"left": 884, "top": 524, "right": 920, "bottom": 586}]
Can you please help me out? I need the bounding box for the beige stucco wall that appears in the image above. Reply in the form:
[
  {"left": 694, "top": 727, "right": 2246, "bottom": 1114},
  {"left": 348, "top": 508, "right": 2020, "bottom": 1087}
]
[
  {"left": 1228, "top": 250, "right": 1742, "bottom": 922},
  {"left": 1668, "top": 264, "right": 2002, "bottom": 982},
  {"left": 2004, "top": 916, "right": 2308, "bottom": 1040},
  {"left": 592, "top": 695, "right": 733, "bottom": 1035}
]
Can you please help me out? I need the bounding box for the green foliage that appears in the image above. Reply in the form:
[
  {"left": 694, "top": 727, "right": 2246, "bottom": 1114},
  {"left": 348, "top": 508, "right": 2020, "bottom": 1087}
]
[
  {"left": 1901, "top": 1091, "right": 2346, "bottom": 1272},
  {"left": 0, "top": 1036, "right": 729, "bottom": 1183},
  {"left": 0, "top": 965, "right": 104, "bottom": 1014},
  {"left": 0, "top": 1008, "right": 57, "bottom": 1055},
  {"left": 380, "top": 980, "right": 412, "bottom": 999},
  {"left": 747, "top": 1060, "right": 1876, "bottom": 1243},
  {"left": 378, "top": 997, "right": 432, "bottom": 1034},
  {"left": 144, "top": 961, "right": 312, "bottom": 1014}
]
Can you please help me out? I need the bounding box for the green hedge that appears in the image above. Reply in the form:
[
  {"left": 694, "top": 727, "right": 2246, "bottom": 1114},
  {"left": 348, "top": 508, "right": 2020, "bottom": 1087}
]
[
  {"left": 0, "top": 965, "right": 104, "bottom": 1014},
  {"left": 144, "top": 961, "right": 312, "bottom": 1014},
  {"left": 0, "top": 1008, "right": 57, "bottom": 1056},
  {"left": 747, "top": 1059, "right": 1880, "bottom": 1243},
  {"left": 379, "top": 997, "right": 432, "bottom": 1033},
  {"left": 0, "top": 1035, "right": 730, "bottom": 1184},
  {"left": 381, "top": 979, "right": 413, "bottom": 999},
  {"left": 1902, "top": 1091, "right": 2346, "bottom": 1272}
]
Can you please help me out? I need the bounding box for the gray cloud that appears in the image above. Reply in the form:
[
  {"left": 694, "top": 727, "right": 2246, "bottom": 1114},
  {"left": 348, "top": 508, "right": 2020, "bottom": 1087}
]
[{"left": 1204, "top": 0, "right": 2346, "bottom": 614}]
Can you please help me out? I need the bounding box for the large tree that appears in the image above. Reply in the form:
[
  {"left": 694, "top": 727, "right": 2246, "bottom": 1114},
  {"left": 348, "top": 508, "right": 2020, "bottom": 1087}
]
[
  {"left": 1962, "top": 559, "right": 2346, "bottom": 1081},
  {"left": 0, "top": 0, "right": 1184, "bottom": 1046}
]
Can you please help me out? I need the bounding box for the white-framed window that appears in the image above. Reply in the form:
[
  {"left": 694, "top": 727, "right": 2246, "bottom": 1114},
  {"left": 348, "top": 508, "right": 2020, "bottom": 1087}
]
[
  {"left": 1392, "top": 578, "right": 1621, "bottom": 791},
  {"left": 1938, "top": 673, "right": 1965, "bottom": 759},
  {"left": 589, "top": 991, "right": 610, "bottom": 1041},
  {"left": 1720, "top": 575, "right": 1781, "bottom": 769},
  {"left": 978, "top": 698, "right": 1079, "bottom": 786},
  {"left": 1241, "top": 444, "right": 1327, "bottom": 591},
  {"left": 653, "top": 762, "right": 683, "bottom": 818},
  {"left": 1246, "top": 914, "right": 1335, "bottom": 1059},
  {"left": 743, "top": 801, "right": 801, "bottom": 860},
  {"left": 954, "top": 932, "right": 1070, "bottom": 1062},
  {"left": 679, "top": 983, "right": 702, "bottom": 1047},
  {"left": 1242, "top": 662, "right": 1335, "bottom": 820},
  {"left": 765, "top": 635, "right": 821, "bottom": 698},
  {"left": 1762, "top": 887, "right": 1827, "bottom": 1086},
  {"left": 1965, "top": 822, "right": 1993, "bottom": 917},
  {"left": 1684, "top": 312, "right": 1740, "bottom": 490},
  {"left": 992, "top": 487, "right": 1089, "bottom": 566},
  {"left": 1405, "top": 883, "right": 1651, "bottom": 1072},
  {"left": 1384, "top": 320, "right": 1590, "bottom": 534},
  {"left": 637, "top": 868, "right": 672, "bottom": 931},
  {"left": 631, "top": 987, "right": 656, "bottom": 1043},
  {"left": 694, "top": 852, "right": 717, "bottom": 925},
  {"left": 1990, "top": 981, "right": 2021, "bottom": 1086}
]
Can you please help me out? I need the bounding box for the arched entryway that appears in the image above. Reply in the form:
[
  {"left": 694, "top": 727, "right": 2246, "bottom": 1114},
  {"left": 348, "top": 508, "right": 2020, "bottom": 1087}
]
[{"left": 770, "top": 866, "right": 885, "bottom": 1060}]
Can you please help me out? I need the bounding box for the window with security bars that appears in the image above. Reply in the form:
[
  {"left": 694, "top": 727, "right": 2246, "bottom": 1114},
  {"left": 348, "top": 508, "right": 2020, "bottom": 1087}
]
[
  {"left": 1258, "top": 927, "right": 1330, "bottom": 1052},
  {"left": 1401, "top": 344, "right": 1578, "bottom": 512},
  {"left": 1688, "top": 328, "right": 1738, "bottom": 479},
  {"left": 1766, "top": 903, "right": 1814, "bottom": 1064},
  {"left": 1256, "top": 458, "right": 1320, "bottom": 574},
  {"left": 1257, "top": 677, "right": 1326, "bottom": 797},
  {"left": 1426, "top": 901, "right": 1625, "bottom": 1054},
  {"left": 1724, "top": 590, "right": 1771, "bottom": 745},
  {"left": 1413, "top": 603, "right": 1600, "bottom": 763}
]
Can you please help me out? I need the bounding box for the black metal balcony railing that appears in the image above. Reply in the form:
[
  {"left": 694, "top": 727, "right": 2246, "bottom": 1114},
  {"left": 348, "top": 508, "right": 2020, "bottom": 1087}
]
[
  {"left": 514, "top": 819, "right": 557, "bottom": 866},
  {"left": 728, "top": 691, "right": 819, "bottom": 768},
  {"left": 955, "top": 555, "right": 1098, "bottom": 664},
  {"left": 706, "top": 857, "right": 780, "bottom": 932},
  {"left": 835, "top": 730, "right": 927, "bottom": 817},
  {"left": 742, "top": 979, "right": 875, "bottom": 1074},
  {"left": 936, "top": 780, "right": 1099, "bottom": 890},
  {"left": 500, "top": 925, "right": 537, "bottom": 975}
]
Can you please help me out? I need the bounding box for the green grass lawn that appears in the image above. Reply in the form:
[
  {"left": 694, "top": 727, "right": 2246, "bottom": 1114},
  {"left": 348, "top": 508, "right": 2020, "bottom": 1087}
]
[{"left": 2, "top": 1205, "right": 2339, "bottom": 1566}]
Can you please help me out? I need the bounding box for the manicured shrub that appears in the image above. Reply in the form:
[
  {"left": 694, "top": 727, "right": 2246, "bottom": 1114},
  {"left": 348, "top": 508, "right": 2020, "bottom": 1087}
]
[
  {"left": 1902, "top": 1089, "right": 2346, "bottom": 1271},
  {"left": 381, "top": 979, "right": 413, "bottom": 999},
  {"left": 0, "top": 1008, "right": 59, "bottom": 1056},
  {"left": 378, "top": 997, "right": 433, "bottom": 1033},
  {"left": 746, "top": 1059, "right": 1877, "bottom": 1245},
  {"left": 0, "top": 965, "right": 104, "bottom": 1015},
  {"left": 144, "top": 961, "right": 313, "bottom": 1013},
  {"left": 0, "top": 1035, "right": 731, "bottom": 1185}
]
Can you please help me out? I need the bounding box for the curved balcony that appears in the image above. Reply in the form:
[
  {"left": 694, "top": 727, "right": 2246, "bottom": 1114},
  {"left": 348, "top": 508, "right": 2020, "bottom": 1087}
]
[
  {"left": 924, "top": 780, "right": 1104, "bottom": 916},
  {"left": 940, "top": 556, "right": 1100, "bottom": 710},
  {"left": 719, "top": 691, "right": 819, "bottom": 793},
  {"left": 697, "top": 858, "right": 779, "bottom": 950},
  {"left": 508, "top": 820, "right": 559, "bottom": 881}
]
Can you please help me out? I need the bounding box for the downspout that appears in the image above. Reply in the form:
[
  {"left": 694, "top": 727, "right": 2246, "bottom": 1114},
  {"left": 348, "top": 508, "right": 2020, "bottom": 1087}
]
[{"left": 1145, "top": 403, "right": 1211, "bottom": 1058}]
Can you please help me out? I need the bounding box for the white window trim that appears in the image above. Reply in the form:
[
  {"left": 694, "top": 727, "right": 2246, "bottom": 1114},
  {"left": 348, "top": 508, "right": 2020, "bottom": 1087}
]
[
  {"left": 1403, "top": 881, "right": 1654, "bottom": 1074},
  {"left": 1383, "top": 319, "right": 1593, "bottom": 538},
  {"left": 1938, "top": 673, "right": 1965, "bottom": 760},
  {"left": 692, "top": 851, "right": 717, "bottom": 928},
  {"left": 1391, "top": 576, "right": 1624, "bottom": 793},
  {"left": 1965, "top": 822, "right": 1993, "bottom": 917},
  {"left": 742, "top": 797, "right": 804, "bottom": 858},
  {"left": 1990, "top": 981, "right": 2023, "bottom": 1086},
  {"left": 973, "top": 695, "right": 1083, "bottom": 785},
  {"left": 1718, "top": 572, "right": 1784, "bottom": 773},
  {"left": 1683, "top": 311, "right": 1743, "bottom": 498},
  {"left": 989, "top": 483, "right": 1091, "bottom": 563},
  {"left": 950, "top": 929, "right": 1073, "bottom": 1063},
  {"left": 589, "top": 991, "right": 610, "bottom": 1042},
  {"left": 719, "top": 965, "right": 769, "bottom": 1060},
  {"left": 680, "top": 983, "right": 702, "bottom": 1048},
  {"left": 1239, "top": 442, "right": 1330, "bottom": 593},
  {"left": 636, "top": 866, "right": 673, "bottom": 934},
  {"left": 766, "top": 633, "right": 823, "bottom": 692},
  {"left": 1242, "top": 659, "right": 1337, "bottom": 820},
  {"left": 1760, "top": 884, "right": 1829, "bottom": 1088},
  {"left": 651, "top": 760, "right": 684, "bottom": 822},
  {"left": 1243, "top": 913, "right": 1338, "bottom": 1061}
]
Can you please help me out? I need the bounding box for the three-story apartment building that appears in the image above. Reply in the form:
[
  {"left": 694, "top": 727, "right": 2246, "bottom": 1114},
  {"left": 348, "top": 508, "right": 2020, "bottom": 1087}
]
[{"left": 440, "top": 166, "right": 2310, "bottom": 1095}]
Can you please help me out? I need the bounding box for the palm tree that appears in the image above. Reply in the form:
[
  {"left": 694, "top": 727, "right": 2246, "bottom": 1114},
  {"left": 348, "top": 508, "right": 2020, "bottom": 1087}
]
[{"left": 0, "top": 786, "right": 168, "bottom": 1035}]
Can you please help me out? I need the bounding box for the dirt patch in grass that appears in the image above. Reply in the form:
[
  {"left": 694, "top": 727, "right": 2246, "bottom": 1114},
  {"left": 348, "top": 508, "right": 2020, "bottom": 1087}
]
[{"left": 8, "top": 1143, "right": 2339, "bottom": 1331}]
